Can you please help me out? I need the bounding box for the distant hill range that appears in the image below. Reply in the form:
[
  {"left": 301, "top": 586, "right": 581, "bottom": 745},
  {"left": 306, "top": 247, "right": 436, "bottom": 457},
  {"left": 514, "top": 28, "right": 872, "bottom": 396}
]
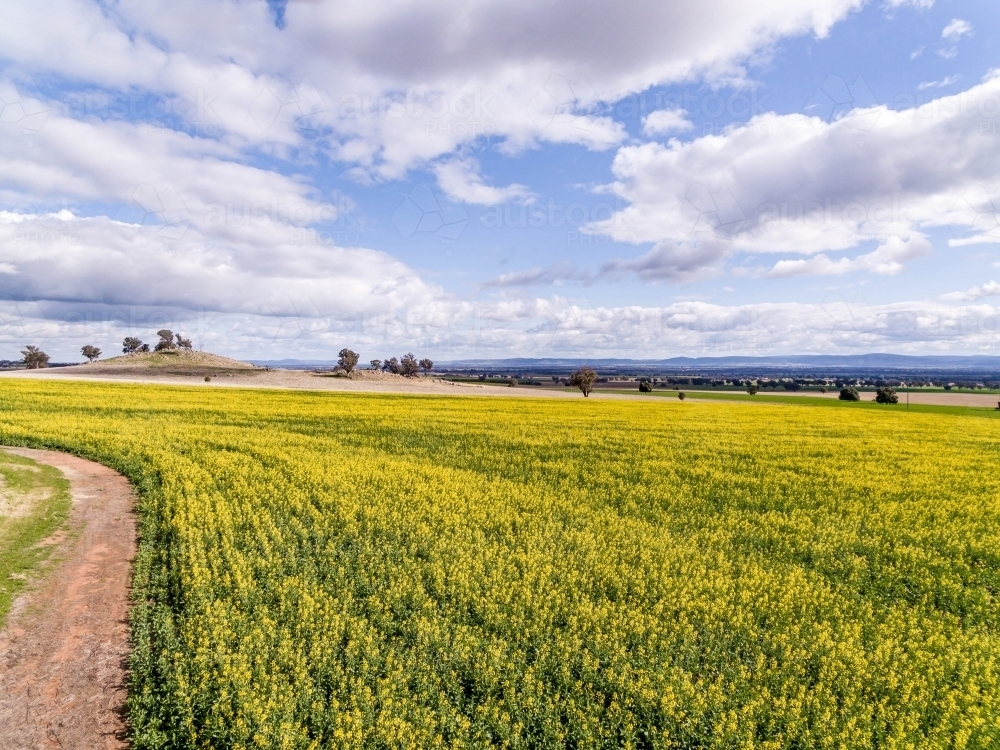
[
  {"left": 442, "top": 354, "right": 1000, "bottom": 372},
  {"left": 252, "top": 354, "right": 1000, "bottom": 375}
]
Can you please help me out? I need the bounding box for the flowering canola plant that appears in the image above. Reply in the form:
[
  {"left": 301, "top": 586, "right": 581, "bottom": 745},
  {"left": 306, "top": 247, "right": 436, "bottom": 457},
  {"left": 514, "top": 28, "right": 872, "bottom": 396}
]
[{"left": 0, "top": 379, "right": 997, "bottom": 749}]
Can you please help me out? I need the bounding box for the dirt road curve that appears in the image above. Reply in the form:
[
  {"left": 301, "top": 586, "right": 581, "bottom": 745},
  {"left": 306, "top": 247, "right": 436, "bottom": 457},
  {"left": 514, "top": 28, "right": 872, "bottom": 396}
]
[{"left": 0, "top": 448, "right": 135, "bottom": 750}]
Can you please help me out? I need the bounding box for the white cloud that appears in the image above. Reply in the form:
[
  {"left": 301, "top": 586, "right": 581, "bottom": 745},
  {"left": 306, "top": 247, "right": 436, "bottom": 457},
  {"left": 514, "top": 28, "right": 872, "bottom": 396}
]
[
  {"left": 941, "top": 280, "right": 1000, "bottom": 301},
  {"left": 0, "top": 0, "right": 871, "bottom": 193},
  {"left": 917, "top": 75, "right": 959, "bottom": 90},
  {"left": 767, "top": 234, "right": 931, "bottom": 277},
  {"left": 642, "top": 109, "right": 693, "bottom": 136},
  {"left": 4, "top": 281, "right": 998, "bottom": 361},
  {"left": 941, "top": 18, "right": 972, "bottom": 40},
  {"left": 0, "top": 212, "right": 438, "bottom": 317},
  {"left": 586, "top": 74, "right": 1000, "bottom": 277},
  {"left": 432, "top": 158, "right": 532, "bottom": 205}
]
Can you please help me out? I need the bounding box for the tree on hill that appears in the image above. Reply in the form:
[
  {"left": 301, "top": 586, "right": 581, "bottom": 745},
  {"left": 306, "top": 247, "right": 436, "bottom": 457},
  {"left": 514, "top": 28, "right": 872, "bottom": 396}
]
[
  {"left": 122, "top": 337, "right": 144, "bottom": 354},
  {"left": 839, "top": 386, "right": 860, "bottom": 401},
  {"left": 22, "top": 345, "right": 50, "bottom": 369},
  {"left": 337, "top": 348, "right": 360, "bottom": 374},
  {"left": 370, "top": 359, "right": 381, "bottom": 370},
  {"left": 175, "top": 333, "right": 193, "bottom": 349},
  {"left": 418, "top": 358, "right": 433, "bottom": 375},
  {"left": 383, "top": 357, "right": 399, "bottom": 374},
  {"left": 875, "top": 386, "right": 899, "bottom": 404},
  {"left": 155, "top": 329, "right": 177, "bottom": 351},
  {"left": 569, "top": 367, "right": 597, "bottom": 397},
  {"left": 399, "top": 352, "right": 419, "bottom": 377},
  {"left": 81, "top": 345, "right": 101, "bottom": 362}
]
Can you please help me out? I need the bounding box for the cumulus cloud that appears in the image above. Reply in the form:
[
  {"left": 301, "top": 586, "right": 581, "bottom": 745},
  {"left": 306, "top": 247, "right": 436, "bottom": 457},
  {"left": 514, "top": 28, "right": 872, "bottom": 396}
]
[
  {"left": 941, "top": 281, "right": 1000, "bottom": 302},
  {"left": 0, "top": 0, "right": 872, "bottom": 193},
  {"left": 586, "top": 73, "right": 1000, "bottom": 277},
  {"left": 767, "top": 234, "right": 932, "bottom": 277},
  {"left": 641, "top": 109, "right": 693, "bottom": 136},
  {"left": 0, "top": 211, "right": 438, "bottom": 317},
  {"left": 5, "top": 277, "right": 998, "bottom": 361},
  {"left": 433, "top": 158, "right": 532, "bottom": 205}
]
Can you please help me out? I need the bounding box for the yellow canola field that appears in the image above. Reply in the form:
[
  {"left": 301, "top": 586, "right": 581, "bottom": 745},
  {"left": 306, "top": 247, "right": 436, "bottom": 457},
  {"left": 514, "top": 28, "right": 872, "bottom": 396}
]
[{"left": 0, "top": 379, "right": 998, "bottom": 749}]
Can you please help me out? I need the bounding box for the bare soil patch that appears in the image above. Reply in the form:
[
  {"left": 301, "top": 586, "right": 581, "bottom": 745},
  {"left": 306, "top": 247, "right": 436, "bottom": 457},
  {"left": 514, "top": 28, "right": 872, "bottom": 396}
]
[{"left": 0, "top": 448, "right": 136, "bottom": 750}]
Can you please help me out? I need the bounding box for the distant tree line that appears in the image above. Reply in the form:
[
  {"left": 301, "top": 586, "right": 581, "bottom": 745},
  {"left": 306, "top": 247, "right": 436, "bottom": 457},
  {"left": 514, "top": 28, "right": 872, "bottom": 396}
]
[{"left": 336, "top": 350, "right": 434, "bottom": 377}]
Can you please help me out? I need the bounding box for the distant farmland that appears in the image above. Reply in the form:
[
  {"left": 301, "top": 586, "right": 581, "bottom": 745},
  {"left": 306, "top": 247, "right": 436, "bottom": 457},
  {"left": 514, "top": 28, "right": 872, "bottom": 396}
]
[{"left": 1, "top": 380, "right": 998, "bottom": 748}]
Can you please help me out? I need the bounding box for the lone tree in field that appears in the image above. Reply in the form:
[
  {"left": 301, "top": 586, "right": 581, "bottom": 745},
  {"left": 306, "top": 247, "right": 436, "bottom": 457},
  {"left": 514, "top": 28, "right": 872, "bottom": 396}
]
[
  {"left": 122, "top": 336, "right": 144, "bottom": 354},
  {"left": 747, "top": 382, "right": 759, "bottom": 395},
  {"left": 569, "top": 367, "right": 597, "bottom": 397},
  {"left": 639, "top": 380, "right": 652, "bottom": 393},
  {"left": 399, "top": 352, "right": 419, "bottom": 377},
  {"left": 175, "top": 333, "right": 193, "bottom": 349},
  {"left": 338, "top": 348, "right": 360, "bottom": 374},
  {"left": 21, "top": 345, "right": 50, "bottom": 369},
  {"left": 155, "top": 329, "right": 177, "bottom": 351},
  {"left": 418, "top": 358, "right": 433, "bottom": 375},
  {"left": 370, "top": 359, "right": 381, "bottom": 370},
  {"left": 875, "top": 386, "right": 899, "bottom": 404},
  {"left": 81, "top": 345, "right": 101, "bottom": 362},
  {"left": 839, "top": 386, "right": 861, "bottom": 402}
]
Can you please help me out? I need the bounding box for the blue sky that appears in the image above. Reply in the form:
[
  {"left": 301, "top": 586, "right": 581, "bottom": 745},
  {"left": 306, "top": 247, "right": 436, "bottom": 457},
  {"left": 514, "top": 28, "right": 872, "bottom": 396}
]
[{"left": 0, "top": 0, "right": 998, "bottom": 360}]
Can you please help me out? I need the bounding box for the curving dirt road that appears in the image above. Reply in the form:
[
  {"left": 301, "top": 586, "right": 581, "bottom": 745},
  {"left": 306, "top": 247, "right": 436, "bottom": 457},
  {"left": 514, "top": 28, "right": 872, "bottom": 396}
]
[{"left": 0, "top": 448, "right": 135, "bottom": 750}]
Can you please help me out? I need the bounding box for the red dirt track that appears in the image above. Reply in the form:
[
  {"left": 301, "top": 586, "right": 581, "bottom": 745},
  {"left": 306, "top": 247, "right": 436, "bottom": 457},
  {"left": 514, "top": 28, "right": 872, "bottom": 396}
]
[{"left": 0, "top": 448, "right": 136, "bottom": 749}]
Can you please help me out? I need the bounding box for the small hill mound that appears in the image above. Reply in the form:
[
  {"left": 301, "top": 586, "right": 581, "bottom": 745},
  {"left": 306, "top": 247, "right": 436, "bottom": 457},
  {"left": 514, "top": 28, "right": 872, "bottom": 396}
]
[
  {"left": 74, "top": 349, "right": 261, "bottom": 378},
  {"left": 94, "top": 349, "right": 255, "bottom": 370}
]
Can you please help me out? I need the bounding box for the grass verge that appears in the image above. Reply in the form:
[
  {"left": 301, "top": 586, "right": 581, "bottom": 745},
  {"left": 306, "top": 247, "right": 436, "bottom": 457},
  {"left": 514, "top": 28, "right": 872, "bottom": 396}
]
[{"left": 0, "top": 449, "right": 72, "bottom": 625}]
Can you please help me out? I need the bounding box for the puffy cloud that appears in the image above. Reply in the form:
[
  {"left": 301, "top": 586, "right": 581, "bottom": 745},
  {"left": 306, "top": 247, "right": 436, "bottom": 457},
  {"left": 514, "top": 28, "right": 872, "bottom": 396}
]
[
  {"left": 432, "top": 158, "right": 532, "bottom": 206},
  {"left": 0, "top": 0, "right": 871, "bottom": 192},
  {"left": 4, "top": 273, "right": 999, "bottom": 361},
  {"left": 641, "top": 109, "right": 693, "bottom": 136},
  {"left": 941, "top": 281, "right": 1000, "bottom": 302},
  {"left": 767, "top": 234, "right": 931, "bottom": 277},
  {"left": 0, "top": 211, "right": 438, "bottom": 317},
  {"left": 587, "top": 73, "right": 1000, "bottom": 277}
]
